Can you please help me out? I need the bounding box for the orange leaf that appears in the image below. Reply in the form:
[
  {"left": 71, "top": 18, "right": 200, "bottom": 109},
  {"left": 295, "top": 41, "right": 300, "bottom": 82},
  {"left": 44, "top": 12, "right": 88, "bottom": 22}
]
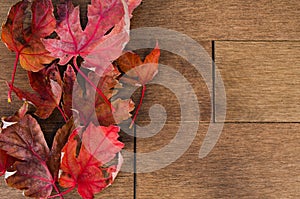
[{"left": 1, "top": 0, "right": 56, "bottom": 71}]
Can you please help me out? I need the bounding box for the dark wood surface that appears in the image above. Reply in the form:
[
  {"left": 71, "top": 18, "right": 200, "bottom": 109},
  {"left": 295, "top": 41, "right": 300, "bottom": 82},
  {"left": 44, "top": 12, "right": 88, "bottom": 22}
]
[{"left": 0, "top": 0, "right": 299, "bottom": 198}]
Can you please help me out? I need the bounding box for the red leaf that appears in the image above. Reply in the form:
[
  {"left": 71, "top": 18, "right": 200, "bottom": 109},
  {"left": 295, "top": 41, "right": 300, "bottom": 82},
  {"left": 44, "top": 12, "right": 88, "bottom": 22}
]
[
  {"left": 43, "top": 0, "right": 130, "bottom": 75},
  {"left": 0, "top": 115, "right": 54, "bottom": 198},
  {"left": 1, "top": 0, "right": 56, "bottom": 71},
  {"left": 59, "top": 123, "right": 124, "bottom": 198},
  {"left": 10, "top": 63, "right": 63, "bottom": 119}
]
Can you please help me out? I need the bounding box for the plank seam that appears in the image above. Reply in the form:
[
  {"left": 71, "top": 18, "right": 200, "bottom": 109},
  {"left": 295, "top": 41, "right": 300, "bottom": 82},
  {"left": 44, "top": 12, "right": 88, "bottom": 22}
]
[
  {"left": 212, "top": 40, "right": 216, "bottom": 123},
  {"left": 133, "top": 123, "right": 137, "bottom": 199}
]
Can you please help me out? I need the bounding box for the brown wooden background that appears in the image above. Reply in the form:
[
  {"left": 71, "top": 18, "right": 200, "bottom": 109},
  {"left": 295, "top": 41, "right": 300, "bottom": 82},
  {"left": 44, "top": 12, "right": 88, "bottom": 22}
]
[{"left": 0, "top": 0, "right": 299, "bottom": 198}]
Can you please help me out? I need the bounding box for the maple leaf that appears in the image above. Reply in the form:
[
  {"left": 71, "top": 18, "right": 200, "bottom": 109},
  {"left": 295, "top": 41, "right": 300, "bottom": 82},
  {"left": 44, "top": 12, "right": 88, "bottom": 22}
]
[
  {"left": 59, "top": 123, "right": 124, "bottom": 199},
  {"left": 42, "top": 0, "right": 132, "bottom": 110},
  {"left": 1, "top": 0, "right": 56, "bottom": 102},
  {"left": 0, "top": 115, "right": 55, "bottom": 198},
  {"left": 43, "top": 0, "right": 129, "bottom": 72},
  {"left": 115, "top": 43, "right": 160, "bottom": 127},
  {"left": 72, "top": 66, "right": 134, "bottom": 126},
  {"left": 10, "top": 63, "right": 65, "bottom": 120}
]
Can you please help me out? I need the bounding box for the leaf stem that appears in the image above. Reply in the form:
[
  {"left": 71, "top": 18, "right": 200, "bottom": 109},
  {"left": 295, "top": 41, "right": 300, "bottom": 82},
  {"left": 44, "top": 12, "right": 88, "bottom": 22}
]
[
  {"left": 57, "top": 105, "right": 68, "bottom": 123},
  {"left": 130, "top": 84, "right": 146, "bottom": 129},
  {"left": 52, "top": 182, "right": 64, "bottom": 199},
  {"left": 72, "top": 58, "right": 114, "bottom": 111},
  {"left": 8, "top": 53, "right": 20, "bottom": 103},
  {"left": 48, "top": 186, "right": 75, "bottom": 198}
]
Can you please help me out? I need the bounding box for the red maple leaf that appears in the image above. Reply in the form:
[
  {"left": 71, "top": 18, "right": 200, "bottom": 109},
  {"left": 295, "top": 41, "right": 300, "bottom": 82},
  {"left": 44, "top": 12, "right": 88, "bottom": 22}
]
[
  {"left": 1, "top": 0, "right": 56, "bottom": 102},
  {"left": 42, "top": 0, "right": 134, "bottom": 109},
  {"left": 59, "top": 123, "right": 124, "bottom": 198}
]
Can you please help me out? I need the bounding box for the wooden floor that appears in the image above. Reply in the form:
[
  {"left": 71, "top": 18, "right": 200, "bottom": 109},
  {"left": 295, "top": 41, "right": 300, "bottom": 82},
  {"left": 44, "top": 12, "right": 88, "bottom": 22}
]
[{"left": 0, "top": 0, "right": 299, "bottom": 198}]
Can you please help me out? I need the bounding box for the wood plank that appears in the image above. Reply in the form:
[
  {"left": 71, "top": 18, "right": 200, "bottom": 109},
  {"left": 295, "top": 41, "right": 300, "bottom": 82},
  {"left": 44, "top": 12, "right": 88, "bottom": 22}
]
[
  {"left": 215, "top": 41, "right": 300, "bottom": 122},
  {"left": 131, "top": 0, "right": 300, "bottom": 40},
  {"left": 136, "top": 123, "right": 300, "bottom": 198}
]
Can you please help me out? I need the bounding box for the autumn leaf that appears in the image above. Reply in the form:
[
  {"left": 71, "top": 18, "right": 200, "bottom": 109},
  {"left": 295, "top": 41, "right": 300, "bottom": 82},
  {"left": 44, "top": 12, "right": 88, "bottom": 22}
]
[
  {"left": 59, "top": 123, "right": 124, "bottom": 198},
  {"left": 72, "top": 66, "right": 134, "bottom": 126},
  {"left": 116, "top": 43, "right": 160, "bottom": 85},
  {"left": 10, "top": 63, "right": 64, "bottom": 120},
  {"left": 41, "top": 0, "right": 131, "bottom": 110},
  {"left": 43, "top": 0, "right": 129, "bottom": 74},
  {"left": 115, "top": 43, "right": 160, "bottom": 127},
  {"left": 0, "top": 115, "right": 55, "bottom": 198},
  {"left": 1, "top": 0, "right": 56, "bottom": 102}
]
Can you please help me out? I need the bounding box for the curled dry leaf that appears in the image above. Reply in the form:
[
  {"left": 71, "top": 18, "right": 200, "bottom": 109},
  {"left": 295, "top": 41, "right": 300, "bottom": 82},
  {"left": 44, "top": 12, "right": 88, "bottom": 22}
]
[
  {"left": 62, "top": 65, "right": 76, "bottom": 119},
  {"left": 47, "top": 118, "right": 75, "bottom": 180},
  {"left": 68, "top": 65, "right": 134, "bottom": 126},
  {"left": 59, "top": 123, "right": 124, "bottom": 199},
  {"left": 10, "top": 63, "right": 63, "bottom": 119}
]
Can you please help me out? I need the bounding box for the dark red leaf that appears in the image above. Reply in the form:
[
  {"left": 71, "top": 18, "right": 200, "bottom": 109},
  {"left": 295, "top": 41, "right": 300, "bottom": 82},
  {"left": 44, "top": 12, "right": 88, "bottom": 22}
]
[
  {"left": 0, "top": 115, "right": 54, "bottom": 198},
  {"left": 10, "top": 63, "right": 63, "bottom": 119}
]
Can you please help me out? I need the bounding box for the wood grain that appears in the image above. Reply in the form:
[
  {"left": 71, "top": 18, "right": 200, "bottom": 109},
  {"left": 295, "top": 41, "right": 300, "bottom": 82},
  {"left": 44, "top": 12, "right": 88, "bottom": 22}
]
[
  {"left": 136, "top": 123, "right": 300, "bottom": 198},
  {"left": 131, "top": 0, "right": 300, "bottom": 40},
  {"left": 215, "top": 41, "right": 300, "bottom": 122}
]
